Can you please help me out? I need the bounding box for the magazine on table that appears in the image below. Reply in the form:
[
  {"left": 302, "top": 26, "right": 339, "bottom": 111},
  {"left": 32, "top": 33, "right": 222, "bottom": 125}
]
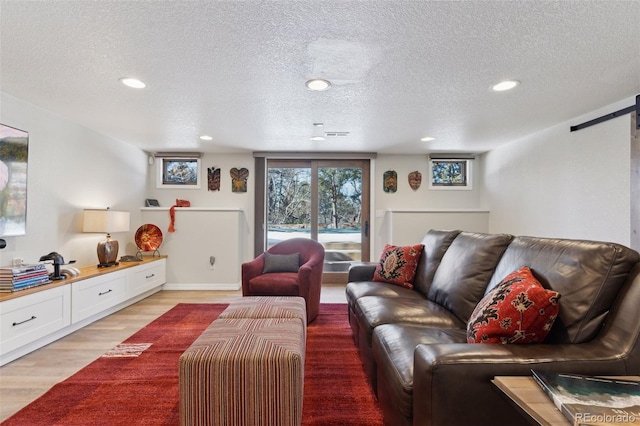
[{"left": 531, "top": 370, "right": 640, "bottom": 425}]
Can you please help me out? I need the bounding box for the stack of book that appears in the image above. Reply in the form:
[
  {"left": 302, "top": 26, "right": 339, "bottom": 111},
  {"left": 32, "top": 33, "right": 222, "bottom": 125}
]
[{"left": 0, "top": 264, "right": 51, "bottom": 292}]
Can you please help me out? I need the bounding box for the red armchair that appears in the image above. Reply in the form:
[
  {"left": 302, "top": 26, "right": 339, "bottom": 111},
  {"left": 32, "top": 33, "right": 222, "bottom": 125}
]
[{"left": 242, "top": 238, "right": 325, "bottom": 324}]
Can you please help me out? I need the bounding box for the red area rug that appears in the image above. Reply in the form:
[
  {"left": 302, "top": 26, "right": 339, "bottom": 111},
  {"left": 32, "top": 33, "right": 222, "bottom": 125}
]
[{"left": 2, "top": 303, "right": 382, "bottom": 425}]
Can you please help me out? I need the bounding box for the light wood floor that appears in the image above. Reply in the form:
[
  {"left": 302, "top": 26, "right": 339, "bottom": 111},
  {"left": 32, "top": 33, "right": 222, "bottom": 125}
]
[{"left": 0, "top": 285, "right": 348, "bottom": 421}]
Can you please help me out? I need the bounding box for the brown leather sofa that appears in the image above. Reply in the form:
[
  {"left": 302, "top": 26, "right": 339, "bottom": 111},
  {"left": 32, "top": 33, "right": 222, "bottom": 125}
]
[{"left": 346, "top": 230, "right": 640, "bottom": 426}]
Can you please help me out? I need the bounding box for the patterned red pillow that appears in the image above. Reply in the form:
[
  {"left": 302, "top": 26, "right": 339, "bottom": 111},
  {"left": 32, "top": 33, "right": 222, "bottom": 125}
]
[
  {"left": 467, "top": 266, "right": 560, "bottom": 344},
  {"left": 372, "top": 244, "right": 424, "bottom": 289}
]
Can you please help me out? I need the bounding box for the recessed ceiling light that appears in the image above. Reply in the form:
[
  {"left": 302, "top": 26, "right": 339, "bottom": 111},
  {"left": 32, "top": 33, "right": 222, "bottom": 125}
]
[
  {"left": 491, "top": 80, "right": 520, "bottom": 92},
  {"left": 119, "top": 77, "right": 147, "bottom": 89},
  {"left": 310, "top": 136, "right": 326, "bottom": 141},
  {"left": 421, "top": 136, "right": 436, "bottom": 142},
  {"left": 305, "top": 79, "right": 331, "bottom": 91},
  {"left": 199, "top": 135, "right": 213, "bottom": 141},
  {"left": 313, "top": 122, "right": 324, "bottom": 127}
]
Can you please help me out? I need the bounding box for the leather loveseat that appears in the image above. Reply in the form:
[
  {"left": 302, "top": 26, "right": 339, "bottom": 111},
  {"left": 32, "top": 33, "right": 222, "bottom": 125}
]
[{"left": 346, "top": 230, "right": 640, "bottom": 426}]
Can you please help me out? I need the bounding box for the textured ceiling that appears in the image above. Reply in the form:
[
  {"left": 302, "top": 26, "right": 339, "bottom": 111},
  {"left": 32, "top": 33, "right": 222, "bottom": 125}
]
[{"left": 1, "top": 1, "right": 639, "bottom": 155}]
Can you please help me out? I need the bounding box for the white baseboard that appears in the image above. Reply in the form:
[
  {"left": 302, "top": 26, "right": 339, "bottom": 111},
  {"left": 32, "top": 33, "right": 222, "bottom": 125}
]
[{"left": 161, "top": 282, "right": 241, "bottom": 291}]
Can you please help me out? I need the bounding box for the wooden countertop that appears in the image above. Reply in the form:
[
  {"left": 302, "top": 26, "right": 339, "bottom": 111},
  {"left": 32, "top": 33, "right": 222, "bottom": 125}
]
[{"left": 0, "top": 255, "right": 167, "bottom": 302}]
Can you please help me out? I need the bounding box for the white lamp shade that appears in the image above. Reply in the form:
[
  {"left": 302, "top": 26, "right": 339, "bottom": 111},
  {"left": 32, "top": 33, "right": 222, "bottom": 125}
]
[{"left": 83, "top": 210, "right": 130, "bottom": 233}]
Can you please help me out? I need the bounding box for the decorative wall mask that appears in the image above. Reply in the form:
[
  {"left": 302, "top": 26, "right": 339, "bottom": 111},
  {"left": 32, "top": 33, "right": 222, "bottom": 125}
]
[
  {"left": 230, "top": 167, "right": 249, "bottom": 193},
  {"left": 383, "top": 170, "right": 397, "bottom": 193},
  {"left": 408, "top": 170, "right": 422, "bottom": 190},
  {"left": 207, "top": 167, "right": 221, "bottom": 191}
]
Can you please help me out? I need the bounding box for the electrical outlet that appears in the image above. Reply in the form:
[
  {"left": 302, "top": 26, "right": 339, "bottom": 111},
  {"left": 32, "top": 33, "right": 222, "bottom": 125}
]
[{"left": 12, "top": 257, "right": 23, "bottom": 267}]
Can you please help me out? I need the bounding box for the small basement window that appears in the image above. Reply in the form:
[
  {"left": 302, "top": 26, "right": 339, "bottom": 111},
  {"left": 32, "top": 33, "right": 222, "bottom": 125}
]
[{"left": 429, "top": 158, "right": 473, "bottom": 190}]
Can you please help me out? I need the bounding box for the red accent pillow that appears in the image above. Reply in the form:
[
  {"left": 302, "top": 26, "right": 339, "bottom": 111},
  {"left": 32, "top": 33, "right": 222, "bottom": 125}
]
[
  {"left": 467, "top": 266, "right": 560, "bottom": 344},
  {"left": 372, "top": 244, "right": 424, "bottom": 289}
]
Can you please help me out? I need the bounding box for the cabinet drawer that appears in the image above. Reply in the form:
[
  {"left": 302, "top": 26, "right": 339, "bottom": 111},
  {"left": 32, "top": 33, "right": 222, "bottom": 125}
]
[
  {"left": 0, "top": 285, "right": 71, "bottom": 355},
  {"left": 71, "top": 271, "right": 128, "bottom": 323},
  {"left": 129, "top": 259, "right": 166, "bottom": 296}
]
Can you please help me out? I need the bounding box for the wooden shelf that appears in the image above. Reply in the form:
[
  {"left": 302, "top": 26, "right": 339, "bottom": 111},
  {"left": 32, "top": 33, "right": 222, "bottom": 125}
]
[{"left": 0, "top": 256, "right": 167, "bottom": 303}]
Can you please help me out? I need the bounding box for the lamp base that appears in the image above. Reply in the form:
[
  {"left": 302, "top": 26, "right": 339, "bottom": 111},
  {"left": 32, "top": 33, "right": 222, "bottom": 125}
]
[{"left": 97, "top": 235, "right": 119, "bottom": 267}]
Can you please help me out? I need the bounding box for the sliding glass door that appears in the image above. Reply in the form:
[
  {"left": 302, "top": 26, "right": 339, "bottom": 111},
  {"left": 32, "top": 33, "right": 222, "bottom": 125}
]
[{"left": 266, "top": 159, "right": 370, "bottom": 282}]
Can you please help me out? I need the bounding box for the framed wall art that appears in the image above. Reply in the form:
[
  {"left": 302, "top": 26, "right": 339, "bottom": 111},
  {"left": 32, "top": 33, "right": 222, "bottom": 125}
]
[
  {"left": 0, "top": 123, "right": 29, "bottom": 237},
  {"left": 157, "top": 157, "right": 201, "bottom": 189}
]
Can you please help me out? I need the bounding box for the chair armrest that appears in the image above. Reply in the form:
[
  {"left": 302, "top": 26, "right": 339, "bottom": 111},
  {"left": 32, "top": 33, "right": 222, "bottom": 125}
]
[
  {"left": 412, "top": 342, "right": 631, "bottom": 426},
  {"left": 348, "top": 262, "right": 378, "bottom": 282},
  {"left": 241, "top": 255, "right": 265, "bottom": 294}
]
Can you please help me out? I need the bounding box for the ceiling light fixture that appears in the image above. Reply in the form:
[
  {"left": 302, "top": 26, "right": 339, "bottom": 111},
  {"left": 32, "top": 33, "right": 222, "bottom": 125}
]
[
  {"left": 310, "top": 136, "right": 325, "bottom": 141},
  {"left": 421, "top": 136, "right": 436, "bottom": 142},
  {"left": 119, "top": 77, "right": 147, "bottom": 89},
  {"left": 491, "top": 80, "right": 520, "bottom": 92},
  {"left": 199, "top": 135, "right": 213, "bottom": 141},
  {"left": 305, "top": 79, "right": 331, "bottom": 91}
]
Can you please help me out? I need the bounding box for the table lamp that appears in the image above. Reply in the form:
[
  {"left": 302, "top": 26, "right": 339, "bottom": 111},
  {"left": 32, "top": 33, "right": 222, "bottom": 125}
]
[{"left": 83, "top": 208, "right": 130, "bottom": 267}]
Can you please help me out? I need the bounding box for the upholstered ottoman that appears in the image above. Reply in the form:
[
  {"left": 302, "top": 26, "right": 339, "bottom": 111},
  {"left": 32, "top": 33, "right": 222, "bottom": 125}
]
[
  {"left": 219, "top": 296, "right": 307, "bottom": 332},
  {"left": 179, "top": 317, "right": 306, "bottom": 426}
]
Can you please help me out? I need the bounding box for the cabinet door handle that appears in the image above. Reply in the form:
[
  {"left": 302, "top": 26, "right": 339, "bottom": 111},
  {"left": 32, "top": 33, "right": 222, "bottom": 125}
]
[
  {"left": 99, "top": 289, "right": 113, "bottom": 296},
  {"left": 146, "top": 274, "right": 155, "bottom": 279},
  {"left": 13, "top": 315, "right": 37, "bottom": 326}
]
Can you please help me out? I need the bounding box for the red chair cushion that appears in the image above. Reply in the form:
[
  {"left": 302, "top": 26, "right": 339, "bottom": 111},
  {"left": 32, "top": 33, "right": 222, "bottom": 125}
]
[{"left": 248, "top": 273, "right": 300, "bottom": 296}]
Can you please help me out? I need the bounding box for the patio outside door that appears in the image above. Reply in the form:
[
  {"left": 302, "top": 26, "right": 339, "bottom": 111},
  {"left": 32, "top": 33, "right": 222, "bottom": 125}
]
[{"left": 266, "top": 159, "right": 370, "bottom": 283}]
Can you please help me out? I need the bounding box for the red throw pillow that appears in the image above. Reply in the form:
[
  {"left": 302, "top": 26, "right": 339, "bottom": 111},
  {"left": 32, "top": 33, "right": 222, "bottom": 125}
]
[
  {"left": 372, "top": 244, "right": 424, "bottom": 289},
  {"left": 467, "top": 266, "right": 560, "bottom": 344}
]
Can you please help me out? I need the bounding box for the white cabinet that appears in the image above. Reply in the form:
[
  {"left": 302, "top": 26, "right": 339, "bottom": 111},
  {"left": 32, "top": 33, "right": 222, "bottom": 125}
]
[
  {"left": 0, "top": 257, "right": 166, "bottom": 366},
  {"left": 0, "top": 285, "right": 71, "bottom": 356},
  {"left": 129, "top": 258, "right": 166, "bottom": 297},
  {"left": 71, "top": 270, "right": 128, "bottom": 323}
]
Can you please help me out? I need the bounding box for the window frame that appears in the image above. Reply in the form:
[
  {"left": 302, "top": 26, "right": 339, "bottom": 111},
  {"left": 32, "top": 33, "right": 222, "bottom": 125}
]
[
  {"left": 156, "top": 157, "right": 201, "bottom": 189},
  {"left": 428, "top": 159, "right": 473, "bottom": 190}
]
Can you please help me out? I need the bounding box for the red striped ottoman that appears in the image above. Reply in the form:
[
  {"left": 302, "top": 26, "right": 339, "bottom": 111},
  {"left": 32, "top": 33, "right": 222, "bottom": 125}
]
[
  {"left": 219, "top": 296, "right": 307, "bottom": 330},
  {"left": 179, "top": 317, "right": 305, "bottom": 426}
]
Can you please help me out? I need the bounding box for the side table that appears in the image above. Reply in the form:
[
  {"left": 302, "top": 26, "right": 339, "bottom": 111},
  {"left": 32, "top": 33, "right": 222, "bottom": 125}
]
[{"left": 492, "top": 375, "right": 640, "bottom": 426}]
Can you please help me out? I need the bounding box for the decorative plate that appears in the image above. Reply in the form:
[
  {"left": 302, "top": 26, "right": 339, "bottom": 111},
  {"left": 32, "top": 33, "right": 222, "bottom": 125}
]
[{"left": 135, "top": 224, "right": 163, "bottom": 252}]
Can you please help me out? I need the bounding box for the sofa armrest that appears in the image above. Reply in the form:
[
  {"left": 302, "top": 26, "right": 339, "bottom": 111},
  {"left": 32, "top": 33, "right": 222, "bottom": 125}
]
[
  {"left": 348, "top": 262, "right": 378, "bottom": 282},
  {"left": 412, "top": 342, "right": 631, "bottom": 426}
]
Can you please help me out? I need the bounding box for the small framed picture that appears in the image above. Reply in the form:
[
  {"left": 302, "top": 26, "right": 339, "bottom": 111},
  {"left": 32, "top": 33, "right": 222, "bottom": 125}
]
[{"left": 157, "top": 158, "right": 201, "bottom": 189}]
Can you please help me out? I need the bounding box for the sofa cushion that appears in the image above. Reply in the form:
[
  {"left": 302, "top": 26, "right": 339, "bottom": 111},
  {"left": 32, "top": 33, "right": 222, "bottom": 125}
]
[
  {"left": 428, "top": 232, "right": 514, "bottom": 323},
  {"left": 412, "top": 229, "right": 462, "bottom": 297},
  {"left": 354, "top": 295, "right": 465, "bottom": 346},
  {"left": 262, "top": 252, "right": 299, "bottom": 273},
  {"left": 487, "top": 236, "right": 640, "bottom": 344},
  {"left": 373, "top": 244, "right": 424, "bottom": 289},
  {"left": 345, "top": 281, "right": 418, "bottom": 307},
  {"left": 467, "top": 266, "right": 560, "bottom": 343}
]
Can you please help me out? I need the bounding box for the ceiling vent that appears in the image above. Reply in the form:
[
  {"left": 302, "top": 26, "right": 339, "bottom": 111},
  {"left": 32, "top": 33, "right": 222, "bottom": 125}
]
[{"left": 324, "top": 131, "right": 350, "bottom": 137}]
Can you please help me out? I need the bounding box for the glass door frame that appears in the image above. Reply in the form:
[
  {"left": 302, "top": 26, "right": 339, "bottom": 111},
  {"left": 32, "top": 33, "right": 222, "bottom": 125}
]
[{"left": 255, "top": 158, "right": 371, "bottom": 281}]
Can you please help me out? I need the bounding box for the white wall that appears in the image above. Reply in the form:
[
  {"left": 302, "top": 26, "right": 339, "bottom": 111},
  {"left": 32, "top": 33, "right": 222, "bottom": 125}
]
[
  {"left": 482, "top": 97, "right": 633, "bottom": 245},
  {"left": 142, "top": 153, "right": 254, "bottom": 287},
  {"left": 372, "top": 155, "right": 486, "bottom": 253},
  {"left": 0, "top": 92, "right": 148, "bottom": 268}
]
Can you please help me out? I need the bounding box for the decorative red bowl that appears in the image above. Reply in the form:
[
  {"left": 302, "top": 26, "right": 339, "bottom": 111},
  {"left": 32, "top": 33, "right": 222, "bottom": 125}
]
[{"left": 135, "top": 224, "right": 163, "bottom": 252}]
